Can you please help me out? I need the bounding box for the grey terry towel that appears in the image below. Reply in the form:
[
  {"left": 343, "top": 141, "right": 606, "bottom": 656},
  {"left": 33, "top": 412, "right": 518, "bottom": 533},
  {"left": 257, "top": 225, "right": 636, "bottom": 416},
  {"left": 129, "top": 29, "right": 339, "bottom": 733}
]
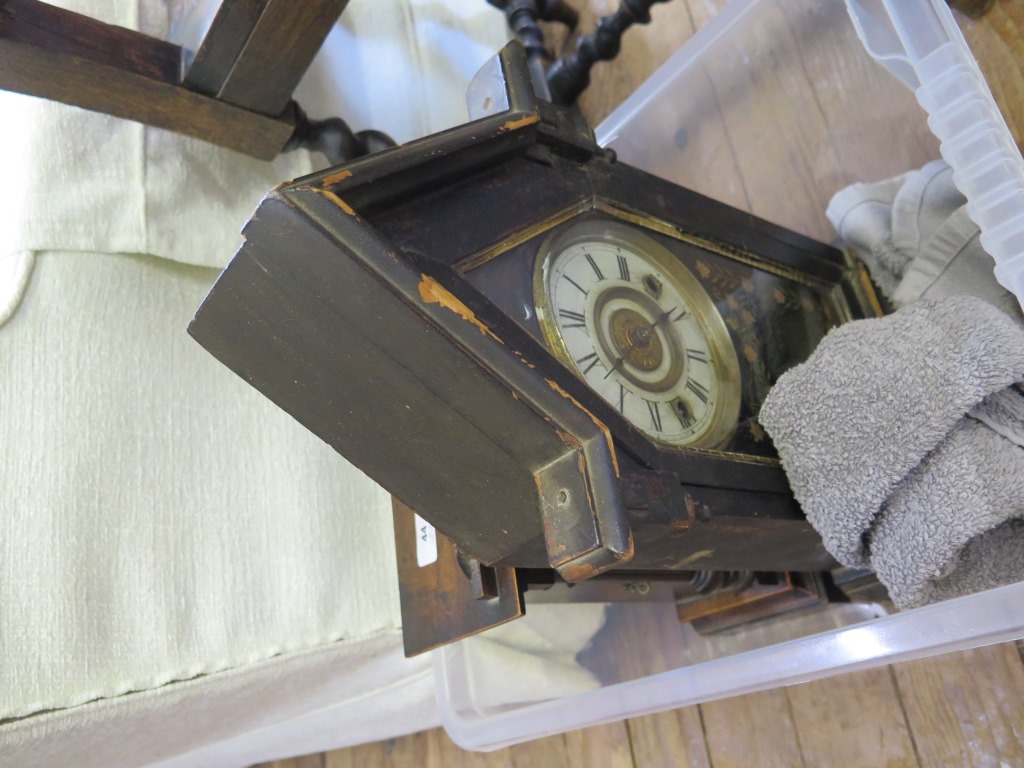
[
  {"left": 760, "top": 297, "right": 1024, "bottom": 608},
  {"left": 871, "top": 418, "right": 1024, "bottom": 608},
  {"left": 760, "top": 159, "right": 1024, "bottom": 609}
]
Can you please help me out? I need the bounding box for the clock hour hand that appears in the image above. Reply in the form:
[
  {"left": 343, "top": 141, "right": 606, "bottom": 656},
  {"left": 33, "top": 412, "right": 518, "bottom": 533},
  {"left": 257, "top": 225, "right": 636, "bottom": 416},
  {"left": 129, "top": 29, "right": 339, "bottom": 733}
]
[
  {"left": 654, "top": 305, "right": 690, "bottom": 328},
  {"left": 603, "top": 355, "right": 625, "bottom": 379}
]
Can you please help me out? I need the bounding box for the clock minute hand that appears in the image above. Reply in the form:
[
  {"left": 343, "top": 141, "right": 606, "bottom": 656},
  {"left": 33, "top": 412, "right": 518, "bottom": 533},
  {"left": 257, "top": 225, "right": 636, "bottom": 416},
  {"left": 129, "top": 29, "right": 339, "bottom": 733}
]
[{"left": 634, "top": 308, "right": 674, "bottom": 344}]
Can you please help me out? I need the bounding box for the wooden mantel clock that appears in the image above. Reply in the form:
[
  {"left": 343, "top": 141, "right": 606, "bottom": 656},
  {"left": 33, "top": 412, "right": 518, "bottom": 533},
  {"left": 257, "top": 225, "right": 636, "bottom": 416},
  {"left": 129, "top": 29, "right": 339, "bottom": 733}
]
[{"left": 190, "top": 43, "right": 881, "bottom": 655}]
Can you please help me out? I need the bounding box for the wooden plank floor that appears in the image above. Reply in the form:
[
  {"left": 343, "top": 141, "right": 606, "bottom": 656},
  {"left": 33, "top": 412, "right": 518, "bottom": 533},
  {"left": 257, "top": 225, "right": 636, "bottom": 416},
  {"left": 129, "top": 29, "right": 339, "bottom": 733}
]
[{"left": 262, "top": 1, "right": 1024, "bottom": 766}]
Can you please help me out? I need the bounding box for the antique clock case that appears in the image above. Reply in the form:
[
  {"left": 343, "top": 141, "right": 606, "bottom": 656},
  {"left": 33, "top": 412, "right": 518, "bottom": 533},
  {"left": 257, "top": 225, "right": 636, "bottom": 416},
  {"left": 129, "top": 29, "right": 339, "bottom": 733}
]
[{"left": 190, "top": 44, "right": 879, "bottom": 653}]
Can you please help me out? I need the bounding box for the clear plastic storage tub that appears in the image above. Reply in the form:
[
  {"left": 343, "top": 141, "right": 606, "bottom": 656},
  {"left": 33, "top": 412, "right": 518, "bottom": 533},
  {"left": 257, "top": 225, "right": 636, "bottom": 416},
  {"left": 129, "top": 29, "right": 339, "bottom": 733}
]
[{"left": 436, "top": 0, "right": 1024, "bottom": 751}]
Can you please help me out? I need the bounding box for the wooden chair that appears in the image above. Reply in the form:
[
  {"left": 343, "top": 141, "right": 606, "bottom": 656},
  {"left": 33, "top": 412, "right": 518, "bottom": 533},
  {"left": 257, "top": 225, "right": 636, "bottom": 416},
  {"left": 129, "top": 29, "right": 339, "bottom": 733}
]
[{"left": 0, "top": 0, "right": 362, "bottom": 160}]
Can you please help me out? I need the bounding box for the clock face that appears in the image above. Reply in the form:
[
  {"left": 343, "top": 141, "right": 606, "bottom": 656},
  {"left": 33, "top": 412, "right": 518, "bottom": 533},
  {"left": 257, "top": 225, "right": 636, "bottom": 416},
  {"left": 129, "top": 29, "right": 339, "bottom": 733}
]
[{"left": 535, "top": 220, "right": 741, "bottom": 448}]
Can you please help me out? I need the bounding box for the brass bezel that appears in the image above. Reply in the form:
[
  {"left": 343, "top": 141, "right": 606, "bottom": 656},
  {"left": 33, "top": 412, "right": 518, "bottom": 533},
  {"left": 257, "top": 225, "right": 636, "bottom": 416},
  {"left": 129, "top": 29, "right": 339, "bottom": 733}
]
[{"left": 533, "top": 218, "right": 742, "bottom": 450}]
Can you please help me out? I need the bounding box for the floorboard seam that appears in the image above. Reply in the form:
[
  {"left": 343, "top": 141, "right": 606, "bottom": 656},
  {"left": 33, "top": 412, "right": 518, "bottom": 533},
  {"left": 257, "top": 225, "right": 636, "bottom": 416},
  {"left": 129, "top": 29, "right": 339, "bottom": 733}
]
[
  {"left": 782, "top": 686, "right": 809, "bottom": 768},
  {"left": 695, "top": 704, "right": 715, "bottom": 768},
  {"left": 624, "top": 719, "right": 640, "bottom": 768},
  {"left": 888, "top": 665, "right": 925, "bottom": 768}
]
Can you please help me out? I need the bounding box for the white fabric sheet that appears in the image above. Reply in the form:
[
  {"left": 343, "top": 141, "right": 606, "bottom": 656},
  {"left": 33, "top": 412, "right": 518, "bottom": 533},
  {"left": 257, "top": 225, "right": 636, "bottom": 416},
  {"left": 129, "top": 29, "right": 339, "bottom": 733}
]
[
  {"left": 0, "top": 0, "right": 510, "bottom": 765},
  {"left": 0, "top": 251, "right": 409, "bottom": 720}
]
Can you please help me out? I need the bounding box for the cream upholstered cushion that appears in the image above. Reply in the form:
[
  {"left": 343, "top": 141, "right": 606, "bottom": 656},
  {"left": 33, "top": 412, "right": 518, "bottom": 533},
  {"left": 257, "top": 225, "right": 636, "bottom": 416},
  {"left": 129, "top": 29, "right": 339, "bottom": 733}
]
[
  {"left": 0, "top": 1, "right": 508, "bottom": 765},
  {"left": 0, "top": 249, "right": 415, "bottom": 708}
]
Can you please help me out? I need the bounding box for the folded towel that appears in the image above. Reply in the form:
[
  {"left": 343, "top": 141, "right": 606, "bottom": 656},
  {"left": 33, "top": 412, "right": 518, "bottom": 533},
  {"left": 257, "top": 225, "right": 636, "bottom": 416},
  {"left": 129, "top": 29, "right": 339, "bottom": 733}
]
[
  {"left": 761, "top": 160, "right": 1024, "bottom": 608},
  {"left": 759, "top": 296, "right": 1024, "bottom": 571},
  {"left": 869, "top": 418, "right": 1024, "bottom": 608},
  {"left": 970, "top": 386, "right": 1024, "bottom": 448}
]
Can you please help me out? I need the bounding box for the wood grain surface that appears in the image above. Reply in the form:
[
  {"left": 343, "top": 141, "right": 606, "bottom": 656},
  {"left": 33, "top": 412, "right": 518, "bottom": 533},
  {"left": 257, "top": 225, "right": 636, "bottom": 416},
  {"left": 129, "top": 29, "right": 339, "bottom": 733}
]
[
  {"left": 214, "top": 0, "right": 350, "bottom": 115},
  {"left": 787, "top": 668, "right": 919, "bottom": 768},
  {"left": 564, "top": 722, "right": 635, "bottom": 768},
  {"left": 626, "top": 708, "right": 711, "bottom": 768},
  {"left": 893, "top": 644, "right": 1024, "bottom": 767},
  {"left": 0, "top": 0, "right": 294, "bottom": 158},
  {"left": 259, "top": 1, "right": 1024, "bottom": 766},
  {"left": 184, "top": 0, "right": 271, "bottom": 96},
  {"left": 700, "top": 689, "right": 803, "bottom": 768},
  {"left": 958, "top": 0, "right": 1024, "bottom": 149}
]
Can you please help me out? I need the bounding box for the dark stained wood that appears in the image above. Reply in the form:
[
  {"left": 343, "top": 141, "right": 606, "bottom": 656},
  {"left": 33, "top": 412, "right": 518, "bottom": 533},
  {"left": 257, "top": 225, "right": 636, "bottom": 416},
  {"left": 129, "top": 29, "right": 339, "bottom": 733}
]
[
  {"left": 184, "top": 0, "right": 271, "bottom": 96},
  {"left": 393, "top": 499, "right": 523, "bottom": 657},
  {"left": 893, "top": 644, "right": 1024, "bottom": 767},
  {"left": 560, "top": 0, "right": 698, "bottom": 127},
  {"left": 0, "top": 0, "right": 293, "bottom": 159},
  {"left": 1, "top": 0, "right": 180, "bottom": 79},
  {"left": 216, "top": 0, "right": 350, "bottom": 115},
  {"left": 190, "top": 148, "right": 634, "bottom": 576},
  {"left": 700, "top": 689, "right": 805, "bottom": 768},
  {"left": 189, "top": 205, "right": 555, "bottom": 567},
  {"left": 192, "top": 65, "right": 858, "bottom": 583},
  {"left": 787, "top": 668, "right": 920, "bottom": 768}
]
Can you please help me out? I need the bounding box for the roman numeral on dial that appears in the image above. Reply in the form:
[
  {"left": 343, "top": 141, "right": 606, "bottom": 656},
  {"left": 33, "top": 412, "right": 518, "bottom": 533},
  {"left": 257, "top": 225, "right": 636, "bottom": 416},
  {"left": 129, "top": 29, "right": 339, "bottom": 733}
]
[
  {"left": 575, "top": 352, "right": 600, "bottom": 374},
  {"left": 558, "top": 309, "right": 586, "bottom": 329},
  {"left": 685, "top": 378, "right": 711, "bottom": 404},
  {"left": 617, "top": 255, "right": 630, "bottom": 282},
  {"left": 563, "top": 275, "right": 588, "bottom": 296},
  {"left": 686, "top": 349, "right": 708, "bottom": 364},
  {"left": 647, "top": 400, "right": 662, "bottom": 432},
  {"left": 584, "top": 253, "right": 604, "bottom": 280}
]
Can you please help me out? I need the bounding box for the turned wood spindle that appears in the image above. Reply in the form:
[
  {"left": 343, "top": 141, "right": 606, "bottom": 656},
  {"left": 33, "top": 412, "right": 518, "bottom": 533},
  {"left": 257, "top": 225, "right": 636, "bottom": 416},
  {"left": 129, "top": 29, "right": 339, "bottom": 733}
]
[{"left": 547, "top": 0, "right": 670, "bottom": 106}]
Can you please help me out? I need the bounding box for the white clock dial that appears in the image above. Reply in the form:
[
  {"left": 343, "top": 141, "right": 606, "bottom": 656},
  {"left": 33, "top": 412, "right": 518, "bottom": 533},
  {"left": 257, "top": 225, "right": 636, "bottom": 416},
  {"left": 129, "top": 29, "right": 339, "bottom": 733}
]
[{"left": 535, "top": 220, "right": 741, "bottom": 449}]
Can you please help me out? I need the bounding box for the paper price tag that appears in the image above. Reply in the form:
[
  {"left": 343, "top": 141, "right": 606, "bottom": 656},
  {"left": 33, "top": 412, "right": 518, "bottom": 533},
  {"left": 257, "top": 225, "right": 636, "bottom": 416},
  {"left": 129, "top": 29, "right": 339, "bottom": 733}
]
[{"left": 413, "top": 513, "right": 438, "bottom": 567}]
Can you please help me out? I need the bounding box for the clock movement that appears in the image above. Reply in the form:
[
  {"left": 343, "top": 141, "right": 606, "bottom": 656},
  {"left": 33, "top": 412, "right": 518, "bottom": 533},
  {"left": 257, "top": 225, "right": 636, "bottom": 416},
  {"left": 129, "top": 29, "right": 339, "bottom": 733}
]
[{"left": 189, "top": 43, "right": 882, "bottom": 655}]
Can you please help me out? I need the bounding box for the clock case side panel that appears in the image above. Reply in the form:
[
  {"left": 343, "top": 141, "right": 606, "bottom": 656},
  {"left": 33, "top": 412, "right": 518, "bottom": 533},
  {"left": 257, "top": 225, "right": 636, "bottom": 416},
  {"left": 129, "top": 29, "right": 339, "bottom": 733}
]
[{"left": 188, "top": 131, "right": 635, "bottom": 579}]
